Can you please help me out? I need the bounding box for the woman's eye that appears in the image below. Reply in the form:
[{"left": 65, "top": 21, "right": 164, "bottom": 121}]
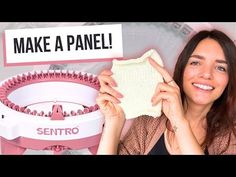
[
  {"left": 216, "top": 66, "right": 227, "bottom": 72},
  {"left": 190, "top": 61, "right": 199, "bottom": 65}
]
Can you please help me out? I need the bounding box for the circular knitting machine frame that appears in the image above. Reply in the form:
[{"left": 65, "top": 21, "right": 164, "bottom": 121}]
[{"left": 0, "top": 70, "right": 104, "bottom": 155}]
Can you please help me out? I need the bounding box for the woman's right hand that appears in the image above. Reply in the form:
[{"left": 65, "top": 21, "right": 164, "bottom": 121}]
[
  {"left": 96, "top": 69, "right": 125, "bottom": 126},
  {"left": 96, "top": 69, "right": 126, "bottom": 154}
]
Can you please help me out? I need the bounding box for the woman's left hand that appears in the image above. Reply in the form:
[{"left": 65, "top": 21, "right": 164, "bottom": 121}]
[
  {"left": 148, "top": 57, "right": 205, "bottom": 154},
  {"left": 148, "top": 57, "right": 185, "bottom": 126}
]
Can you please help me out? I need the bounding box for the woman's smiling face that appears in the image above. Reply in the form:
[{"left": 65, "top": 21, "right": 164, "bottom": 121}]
[{"left": 183, "top": 38, "right": 229, "bottom": 106}]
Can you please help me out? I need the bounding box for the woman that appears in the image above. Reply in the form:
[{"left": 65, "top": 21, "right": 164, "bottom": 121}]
[{"left": 96, "top": 30, "right": 236, "bottom": 155}]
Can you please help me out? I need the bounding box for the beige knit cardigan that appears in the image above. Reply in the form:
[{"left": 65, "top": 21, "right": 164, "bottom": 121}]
[{"left": 118, "top": 115, "right": 236, "bottom": 155}]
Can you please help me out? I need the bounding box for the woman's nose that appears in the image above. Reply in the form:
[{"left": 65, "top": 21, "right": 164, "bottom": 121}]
[
  {"left": 201, "top": 73, "right": 212, "bottom": 79},
  {"left": 199, "top": 66, "right": 213, "bottom": 80}
]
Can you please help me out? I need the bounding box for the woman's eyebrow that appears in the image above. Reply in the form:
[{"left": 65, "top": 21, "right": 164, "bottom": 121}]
[
  {"left": 190, "top": 54, "right": 205, "bottom": 59},
  {"left": 216, "top": 59, "right": 227, "bottom": 64},
  {"left": 190, "top": 54, "right": 227, "bottom": 64}
]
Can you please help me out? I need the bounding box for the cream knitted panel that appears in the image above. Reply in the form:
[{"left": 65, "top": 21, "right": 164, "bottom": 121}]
[{"left": 111, "top": 49, "right": 164, "bottom": 119}]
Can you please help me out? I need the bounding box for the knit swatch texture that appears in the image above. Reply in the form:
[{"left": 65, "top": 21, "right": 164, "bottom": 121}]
[{"left": 111, "top": 49, "right": 164, "bottom": 119}]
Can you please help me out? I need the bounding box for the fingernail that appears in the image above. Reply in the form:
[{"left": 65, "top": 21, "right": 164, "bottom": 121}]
[
  {"left": 116, "top": 99, "right": 121, "bottom": 103},
  {"left": 148, "top": 57, "right": 153, "bottom": 62},
  {"left": 107, "top": 70, "right": 113, "bottom": 74},
  {"left": 111, "top": 81, "right": 117, "bottom": 87},
  {"left": 117, "top": 93, "right": 123, "bottom": 98}
]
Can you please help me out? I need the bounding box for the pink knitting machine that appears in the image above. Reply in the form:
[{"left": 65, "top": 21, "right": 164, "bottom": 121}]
[{"left": 0, "top": 70, "right": 104, "bottom": 155}]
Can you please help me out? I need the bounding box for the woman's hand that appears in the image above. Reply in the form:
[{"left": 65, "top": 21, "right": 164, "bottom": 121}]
[
  {"left": 96, "top": 69, "right": 125, "bottom": 126},
  {"left": 96, "top": 69, "right": 126, "bottom": 154},
  {"left": 148, "top": 58, "right": 204, "bottom": 154},
  {"left": 148, "top": 58, "right": 185, "bottom": 127}
]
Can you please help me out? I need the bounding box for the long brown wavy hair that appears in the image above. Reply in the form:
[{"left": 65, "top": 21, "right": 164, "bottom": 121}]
[{"left": 173, "top": 30, "right": 236, "bottom": 152}]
